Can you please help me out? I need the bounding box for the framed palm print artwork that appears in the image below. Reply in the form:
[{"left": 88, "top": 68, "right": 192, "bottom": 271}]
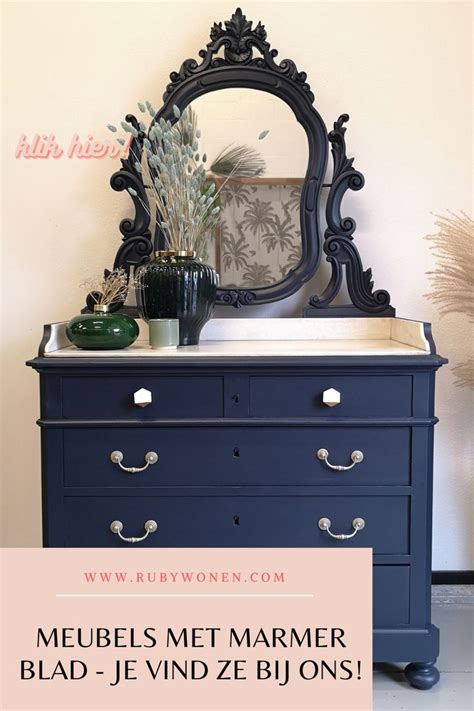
[{"left": 210, "top": 177, "right": 304, "bottom": 288}]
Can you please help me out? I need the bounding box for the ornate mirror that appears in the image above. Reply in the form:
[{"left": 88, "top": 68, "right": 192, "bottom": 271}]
[{"left": 102, "top": 7, "right": 394, "bottom": 316}]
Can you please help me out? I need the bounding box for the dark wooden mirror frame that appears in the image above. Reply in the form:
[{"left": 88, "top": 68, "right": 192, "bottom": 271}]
[{"left": 97, "top": 7, "right": 394, "bottom": 316}]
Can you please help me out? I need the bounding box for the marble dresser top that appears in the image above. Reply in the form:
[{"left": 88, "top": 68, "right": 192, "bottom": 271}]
[{"left": 42, "top": 317, "right": 433, "bottom": 358}]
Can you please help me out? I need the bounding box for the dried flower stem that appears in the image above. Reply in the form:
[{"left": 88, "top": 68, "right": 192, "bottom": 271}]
[{"left": 81, "top": 268, "right": 130, "bottom": 306}]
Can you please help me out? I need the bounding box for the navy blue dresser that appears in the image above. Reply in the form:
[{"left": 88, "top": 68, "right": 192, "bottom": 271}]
[{"left": 28, "top": 317, "right": 446, "bottom": 689}]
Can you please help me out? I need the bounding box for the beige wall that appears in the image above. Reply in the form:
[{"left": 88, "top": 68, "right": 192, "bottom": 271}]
[{"left": 1, "top": 1, "right": 472, "bottom": 568}]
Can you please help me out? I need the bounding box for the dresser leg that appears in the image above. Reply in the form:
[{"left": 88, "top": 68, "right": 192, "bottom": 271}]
[{"left": 404, "top": 662, "right": 440, "bottom": 689}]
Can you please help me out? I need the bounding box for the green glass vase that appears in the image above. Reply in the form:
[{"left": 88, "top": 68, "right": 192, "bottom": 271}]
[
  {"left": 136, "top": 251, "right": 218, "bottom": 346},
  {"left": 66, "top": 305, "right": 139, "bottom": 350}
]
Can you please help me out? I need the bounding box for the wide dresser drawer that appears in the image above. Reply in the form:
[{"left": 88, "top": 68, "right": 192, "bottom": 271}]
[
  {"left": 63, "top": 426, "right": 411, "bottom": 487},
  {"left": 61, "top": 376, "right": 223, "bottom": 419},
  {"left": 250, "top": 375, "right": 412, "bottom": 418},
  {"left": 63, "top": 495, "right": 409, "bottom": 553}
]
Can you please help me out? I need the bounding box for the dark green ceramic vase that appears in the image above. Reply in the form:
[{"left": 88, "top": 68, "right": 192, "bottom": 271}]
[
  {"left": 136, "top": 251, "right": 218, "bottom": 346},
  {"left": 66, "top": 305, "right": 139, "bottom": 350}
]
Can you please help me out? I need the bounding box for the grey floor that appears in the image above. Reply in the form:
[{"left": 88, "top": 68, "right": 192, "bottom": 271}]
[{"left": 374, "top": 586, "right": 474, "bottom": 710}]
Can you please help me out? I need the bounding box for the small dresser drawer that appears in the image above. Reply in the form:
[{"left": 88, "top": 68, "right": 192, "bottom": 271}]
[
  {"left": 63, "top": 495, "right": 409, "bottom": 553},
  {"left": 373, "top": 566, "right": 410, "bottom": 626},
  {"left": 250, "top": 375, "right": 412, "bottom": 418},
  {"left": 61, "top": 376, "right": 223, "bottom": 419},
  {"left": 63, "top": 426, "right": 410, "bottom": 487}
]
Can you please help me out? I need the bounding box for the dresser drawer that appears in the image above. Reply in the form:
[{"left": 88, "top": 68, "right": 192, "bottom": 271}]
[
  {"left": 63, "top": 426, "right": 410, "bottom": 487},
  {"left": 250, "top": 375, "right": 412, "bottom": 418},
  {"left": 61, "top": 376, "right": 223, "bottom": 419},
  {"left": 63, "top": 495, "right": 409, "bottom": 553},
  {"left": 373, "top": 566, "right": 410, "bottom": 626}
]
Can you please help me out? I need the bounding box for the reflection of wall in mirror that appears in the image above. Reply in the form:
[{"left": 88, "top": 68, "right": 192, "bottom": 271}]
[
  {"left": 192, "top": 88, "right": 308, "bottom": 177},
  {"left": 190, "top": 89, "right": 308, "bottom": 286}
]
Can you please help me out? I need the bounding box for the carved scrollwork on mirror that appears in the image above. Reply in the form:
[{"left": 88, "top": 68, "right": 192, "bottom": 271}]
[
  {"left": 304, "top": 114, "right": 394, "bottom": 316},
  {"left": 110, "top": 116, "right": 153, "bottom": 273},
  {"left": 90, "top": 7, "right": 394, "bottom": 316}
]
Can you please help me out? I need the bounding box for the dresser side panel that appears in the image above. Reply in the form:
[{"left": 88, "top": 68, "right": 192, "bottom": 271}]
[{"left": 40, "top": 428, "right": 65, "bottom": 546}]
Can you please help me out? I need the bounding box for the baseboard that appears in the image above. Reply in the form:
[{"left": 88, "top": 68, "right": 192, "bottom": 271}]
[{"left": 432, "top": 571, "right": 474, "bottom": 585}]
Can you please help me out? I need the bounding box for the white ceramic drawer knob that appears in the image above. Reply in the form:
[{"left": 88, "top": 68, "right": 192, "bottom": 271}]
[
  {"left": 134, "top": 388, "right": 152, "bottom": 407},
  {"left": 322, "top": 388, "right": 341, "bottom": 407}
]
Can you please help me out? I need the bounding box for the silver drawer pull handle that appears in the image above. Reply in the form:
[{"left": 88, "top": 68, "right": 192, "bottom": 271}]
[
  {"left": 317, "top": 448, "right": 364, "bottom": 471},
  {"left": 110, "top": 519, "right": 158, "bottom": 543},
  {"left": 318, "top": 517, "right": 365, "bottom": 540},
  {"left": 110, "top": 450, "right": 158, "bottom": 473}
]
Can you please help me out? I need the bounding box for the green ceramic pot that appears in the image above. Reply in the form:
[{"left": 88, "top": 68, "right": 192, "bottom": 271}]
[
  {"left": 66, "top": 305, "right": 139, "bottom": 350},
  {"left": 136, "top": 251, "right": 218, "bottom": 346}
]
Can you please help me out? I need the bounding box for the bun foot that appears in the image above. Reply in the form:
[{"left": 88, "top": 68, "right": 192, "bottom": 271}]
[{"left": 404, "top": 662, "right": 440, "bottom": 689}]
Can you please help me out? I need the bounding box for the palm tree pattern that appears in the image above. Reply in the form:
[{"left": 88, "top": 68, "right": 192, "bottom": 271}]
[
  {"left": 220, "top": 182, "right": 253, "bottom": 208},
  {"left": 210, "top": 181, "right": 303, "bottom": 288}
]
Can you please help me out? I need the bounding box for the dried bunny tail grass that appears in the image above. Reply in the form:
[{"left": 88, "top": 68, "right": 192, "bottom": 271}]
[
  {"left": 425, "top": 210, "right": 474, "bottom": 320},
  {"left": 113, "top": 102, "right": 266, "bottom": 257},
  {"left": 138, "top": 106, "right": 224, "bottom": 255},
  {"left": 172, "top": 105, "right": 198, "bottom": 148}
]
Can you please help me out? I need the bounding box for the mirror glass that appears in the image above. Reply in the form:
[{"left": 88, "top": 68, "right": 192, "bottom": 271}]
[{"left": 184, "top": 88, "right": 308, "bottom": 288}]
